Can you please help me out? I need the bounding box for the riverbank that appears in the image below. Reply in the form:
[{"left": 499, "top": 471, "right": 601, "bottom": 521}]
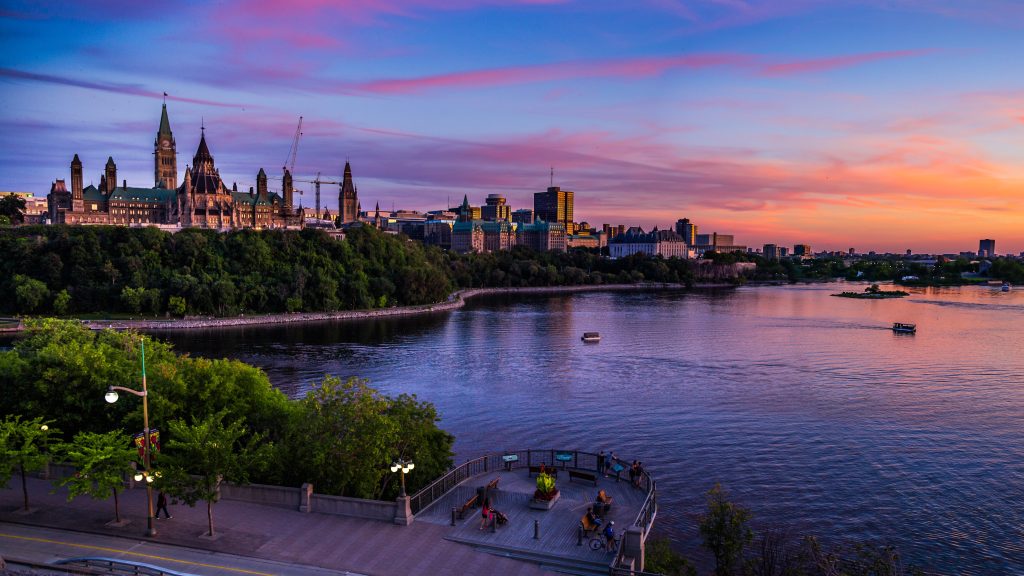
[{"left": 1, "top": 282, "right": 716, "bottom": 333}]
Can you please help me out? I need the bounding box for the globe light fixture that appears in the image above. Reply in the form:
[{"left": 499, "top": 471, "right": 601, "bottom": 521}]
[
  {"left": 390, "top": 458, "right": 415, "bottom": 497},
  {"left": 104, "top": 390, "right": 119, "bottom": 404}
]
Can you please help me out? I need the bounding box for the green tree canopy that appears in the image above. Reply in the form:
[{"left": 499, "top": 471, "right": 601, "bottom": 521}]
[
  {"left": 699, "top": 483, "right": 753, "bottom": 576},
  {"left": 56, "top": 430, "right": 139, "bottom": 523},
  {"left": 0, "top": 415, "right": 60, "bottom": 511}
]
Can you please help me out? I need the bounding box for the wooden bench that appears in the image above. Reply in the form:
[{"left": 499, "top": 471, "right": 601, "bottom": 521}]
[
  {"left": 568, "top": 470, "right": 598, "bottom": 486},
  {"left": 486, "top": 477, "right": 500, "bottom": 491},
  {"left": 528, "top": 466, "right": 558, "bottom": 478},
  {"left": 456, "top": 493, "right": 479, "bottom": 519},
  {"left": 581, "top": 513, "right": 601, "bottom": 536}
]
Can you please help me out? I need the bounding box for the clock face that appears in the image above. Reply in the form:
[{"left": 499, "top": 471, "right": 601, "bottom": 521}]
[{"left": 161, "top": 140, "right": 170, "bottom": 148}]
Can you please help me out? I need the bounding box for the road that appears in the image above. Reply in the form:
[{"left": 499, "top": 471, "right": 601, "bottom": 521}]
[{"left": 0, "top": 522, "right": 360, "bottom": 576}]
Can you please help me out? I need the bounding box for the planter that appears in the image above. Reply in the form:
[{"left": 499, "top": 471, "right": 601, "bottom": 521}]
[{"left": 529, "top": 491, "right": 560, "bottom": 510}]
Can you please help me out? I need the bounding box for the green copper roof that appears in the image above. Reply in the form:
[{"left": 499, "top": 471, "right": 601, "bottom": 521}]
[
  {"left": 158, "top": 104, "right": 172, "bottom": 137},
  {"left": 108, "top": 187, "right": 177, "bottom": 203}
]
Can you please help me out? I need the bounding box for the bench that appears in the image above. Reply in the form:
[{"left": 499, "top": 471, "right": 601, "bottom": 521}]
[
  {"left": 568, "top": 470, "right": 598, "bottom": 486},
  {"left": 456, "top": 493, "right": 479, "bottom": 519},
  {"left": 486, "top": 477, "right": 500, "bottom": 491},
  {"left": 528, "top": 466, "right": 558, "bottom": 478},
  {"left": 581, "top": 513, "right": 601, "bottom": 536}
]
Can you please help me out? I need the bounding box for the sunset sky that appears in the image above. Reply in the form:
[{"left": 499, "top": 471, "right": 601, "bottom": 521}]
[{"left": 2, "top": 0, "right": 1022, "bottom": 253}]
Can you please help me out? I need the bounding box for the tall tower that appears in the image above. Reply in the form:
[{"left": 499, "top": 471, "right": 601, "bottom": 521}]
[
  {"left": 339, "top": 161, "right": 358, "bottom": 223},
  {"left": 282, "top": 169, "right": 294, "bottom": 212},
  {"left": 104, "top": 157, "right": 117, "bottom": 196},
  {"left": 70, "top": 154, "right": 84, "bottom": 212},
  {"left": 256, "top": 168, "right": 268, "bottom": 199},
  {"left": 154, "top": 103, "right": 177, "bottom": 189}
]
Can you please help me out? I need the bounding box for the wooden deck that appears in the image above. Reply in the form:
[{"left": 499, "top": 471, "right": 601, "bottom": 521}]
[{"left": 416, "top": 466, "right": 648, "bottom": 573}]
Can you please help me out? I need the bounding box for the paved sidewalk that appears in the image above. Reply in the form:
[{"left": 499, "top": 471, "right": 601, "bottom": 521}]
[{"left": 1, "top": 477, "right": 551, "bottom": 576}]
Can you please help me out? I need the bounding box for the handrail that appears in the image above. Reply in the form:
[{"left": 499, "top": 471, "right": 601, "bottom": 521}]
[{"left": 410, "top": 448, "right": 604, "bottom": 515}]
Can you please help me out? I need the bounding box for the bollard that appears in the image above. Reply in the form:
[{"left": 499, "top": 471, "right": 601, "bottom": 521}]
[
  {"left": 451, "top": 507, "right": 456, "bottom": 526},
  {"left": 534, "top": 519, "right": 540, "bottom": 540},
  {"left": 577, "top": 523, "right": 583, "bottom": 546}
]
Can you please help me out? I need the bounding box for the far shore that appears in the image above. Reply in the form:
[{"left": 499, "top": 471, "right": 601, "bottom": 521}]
[{"left": 0, "top": 282, "right": 738, "bottom": 333}]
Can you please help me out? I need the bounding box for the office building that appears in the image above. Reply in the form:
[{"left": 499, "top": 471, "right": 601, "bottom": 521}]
[
  {"left": 481, "top": 194, "right": 511, "bottom": 221},
  {"left": 979, "top": 239, "right": 996, "bottom": 258},
  {"left": 534, "top": 186, "right": 574, "bottom": 234}
]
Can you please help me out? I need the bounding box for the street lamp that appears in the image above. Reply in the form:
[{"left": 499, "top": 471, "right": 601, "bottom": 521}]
[
  {"left": 390, "top": 458, "right": 414, "bottom": 497},
  {"left": 104, "top": 339, "right": 157, "bottom": 537}
]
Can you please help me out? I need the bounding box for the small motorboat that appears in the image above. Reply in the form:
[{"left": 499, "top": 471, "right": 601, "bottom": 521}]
[
  {"left": 1002, "top": 282, "right": 1011, "bottom": 292},
  {"left": 892, "top": 322, "right": 916, "bottom": 334},
  {"left": 581, "top": 332, "right": 601, "bottom": 343}
]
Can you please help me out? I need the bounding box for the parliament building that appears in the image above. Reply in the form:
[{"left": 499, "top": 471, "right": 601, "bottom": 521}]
[{"left": 47, "top": 105, "right": 357, "bottom": 230}]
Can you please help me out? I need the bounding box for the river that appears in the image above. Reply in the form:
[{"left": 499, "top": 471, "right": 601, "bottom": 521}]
[{"left": 156, "top": 283, "right": 1024, "bottom": 574}]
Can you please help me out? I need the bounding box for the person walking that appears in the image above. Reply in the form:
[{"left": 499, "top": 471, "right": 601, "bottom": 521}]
[{"left": 156, "top": 491, "right": 172, "bottom": 519}]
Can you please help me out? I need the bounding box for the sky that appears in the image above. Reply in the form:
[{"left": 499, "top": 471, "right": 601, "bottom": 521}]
[{"left": 1, "top": 0, "right": 1022, "bottom": 254}]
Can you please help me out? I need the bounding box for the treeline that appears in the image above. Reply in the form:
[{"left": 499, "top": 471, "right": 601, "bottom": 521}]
[
  {"left": 0, "top": 320, "right": 454, "bottom": 502},
  {"left": 448, "top": 247, "right": 694, "bottom": 288},
  {"left": 0, "top": 225, "right": 696, "bottom": 317}
]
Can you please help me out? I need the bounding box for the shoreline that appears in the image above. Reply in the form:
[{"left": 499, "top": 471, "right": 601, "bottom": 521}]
[{"left": 1, "top": 282, "right": 732, "bottom": 333}]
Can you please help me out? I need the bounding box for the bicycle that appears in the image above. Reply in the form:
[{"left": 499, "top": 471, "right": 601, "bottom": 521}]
[{"left": 589, "top": 530, "right": 621, "bottom": 552}]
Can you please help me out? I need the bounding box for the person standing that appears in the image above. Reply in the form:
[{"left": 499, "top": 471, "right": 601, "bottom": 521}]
[
  {"left": 597, "top": 451, "right": 606, "bottom": 477},
  {"left": 156, "top": 491, "right": 172, "bottom": 519}
]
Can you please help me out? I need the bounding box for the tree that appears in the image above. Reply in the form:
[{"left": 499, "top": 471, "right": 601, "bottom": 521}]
[
  {"left": 644, "top": 537, "right": 697, "bottom": 576},
  {"left": 53, "top": 289, "right": 72, "bottom": 315},
  {"left": 158, "top": 412, "right": 268, "bottom": 537},
  {"left": 0, "top": 415, "right": 59, "bottom": 511},
  {"left": 168, "top": 295, "right": 186, "bottom": 316},
  {"left": 698, "top": 484, "right": 752, "bottom": 576},
  {"left": 13, "top": 274, "right": 50, "bottom": 313},
  {"left": 0, "top": 194, "right": 26, "bottom": 224},
  {"left": 56, "top": 430, "right": 138, "bottom": 524}
]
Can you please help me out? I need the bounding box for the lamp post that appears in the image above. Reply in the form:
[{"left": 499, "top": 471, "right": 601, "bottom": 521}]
[
  {"left": 390, "top": 458, "right": 414, "bottom": 497},
  {"left": 104, "top": 339, "right": 156, "bottom": 537}
]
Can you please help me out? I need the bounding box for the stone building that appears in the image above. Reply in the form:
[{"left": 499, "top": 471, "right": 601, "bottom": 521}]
[
  {"left": 47, "top": 104, "right": 303, "bottom": 229},
  {"left": 609, "top": 227, "right": 690, "bottom": 259}
]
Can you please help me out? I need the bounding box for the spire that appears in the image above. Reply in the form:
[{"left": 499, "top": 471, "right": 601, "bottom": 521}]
[
  {"left": 193, "top": 131, "right": 214, "bottom": 172},
  {"left": 461, "top": 194, "right": 470, "bottom": 210},
  {"left": 106, "top": 156, "right": 116, "bottom": 168},
  {"left": 158, "top": 103, "right": 172, "bottom": 137},
  {"left": 72, "top": 154, "right": 81, "bottom": 166},
  {"left": 344, "top": 161, "right": 352, "bottom": 177}
]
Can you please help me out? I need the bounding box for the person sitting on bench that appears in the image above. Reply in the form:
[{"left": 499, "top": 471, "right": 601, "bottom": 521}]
[{"left": 595, "top": 489, "right": 613, "bottom": 515}]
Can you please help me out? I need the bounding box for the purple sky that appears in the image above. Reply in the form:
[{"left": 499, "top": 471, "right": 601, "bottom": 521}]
[{"left": 2, "top": 1, "right": 1023, "bottom": 253}]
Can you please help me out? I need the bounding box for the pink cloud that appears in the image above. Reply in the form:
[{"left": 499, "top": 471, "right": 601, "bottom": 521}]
[{"left": 760, "top": 49, "right": 936, "bottom": 76}]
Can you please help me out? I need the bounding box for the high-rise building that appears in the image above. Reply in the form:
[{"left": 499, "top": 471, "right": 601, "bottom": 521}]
[
  {"left": 793, "top": 244, "right": 812, "bottom": 258},
  {"left": 481, "top": 194, "right": 511, "bottom": 221},
  {"left": 979, "top": 239, "right": 996, "bottom": 258},
  {"left": 533, "top": 186, "right": 573, "bottom": 233},
  {"left": 512, "top": 208, "right": 534, "bottom": 225},
  {"left": 675, "top": 218, "right": 697, "bottom": 245},
  {"left": 763, "top": 244, "right": 779, "bottom": 260}
]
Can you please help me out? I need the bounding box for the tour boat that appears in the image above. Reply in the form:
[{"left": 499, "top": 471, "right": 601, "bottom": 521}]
[
  {"left": 581, "top": 332, "right": 601, "bottom": 343},
  {"left": 1002, "top": 282, "right": 1011, "bottom": 292},
  {"left": 891, "top": 322, "right": 916, "bottom": 334}
]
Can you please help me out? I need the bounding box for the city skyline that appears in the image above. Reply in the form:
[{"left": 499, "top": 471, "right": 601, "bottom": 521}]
[{"left": 2, "top": 1, "right": 1023, "bottom": 253}]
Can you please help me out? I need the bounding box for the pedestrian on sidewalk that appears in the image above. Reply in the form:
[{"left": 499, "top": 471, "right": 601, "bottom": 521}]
[{"left": 156, "top": 492, "right": 172, "bottom": 519}]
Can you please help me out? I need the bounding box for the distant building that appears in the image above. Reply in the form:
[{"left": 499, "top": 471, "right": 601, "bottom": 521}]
[
  {"left": 482, "top": 220, "right": 515, "bottom": 252},
  {"left": 609, "top": 227, "right": 689, "bottom": 259},
  {"left": 675, "top": 218, "right": 697, "bottom": 245},
  {"left": 451, "top": 220, "right": 485, "bottom": 253},
  {"left": 793, "top": 244, "right": 812, "bottom": 258},
  {"left": 763, "top": 244, "right": 779, "bottom": 260},
  {"left": 534, "top": 186, "right": 574, "bottom": 234},
  {"left": 454, "top": 195, "right": 481, "bottom": 222},
  {"left": 511, "top": 208, "right": 534, "bottom": 225},
  {"left": 0, "top": 191, "right": 47, "bottom": 224},
  {"left": 338, "top": 161, "right": 359, "bottom": 224},
  {"left": 567, "top": 233, "right": 604, "bottom": 250},
  {"left": 481, "top": 194, "right": 511, "bottom": 221},
  {"left": 694, "top": 233, "right": 746, "bottom": 255},
  {"left": 979, "top": 239, "right": 996, "bottom": 258},
  {"left": 517, "top": 220, "right": 567, "bottom": 252}
]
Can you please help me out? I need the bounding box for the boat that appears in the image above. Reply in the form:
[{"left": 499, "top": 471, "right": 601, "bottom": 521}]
[
  {"left": 1002, "top": 282, "right": 1011, "bottom": 292},
  {"left": 892, "top": 322, "right": 916, "bottom": 334},
  {"left": 581, "top": 332, "right": 601, "bottom": 343}
]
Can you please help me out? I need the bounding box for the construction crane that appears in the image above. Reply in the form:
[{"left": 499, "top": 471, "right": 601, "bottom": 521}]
[
  {"left": 283, "top": 116, "right": 303, "bottom": 174},
  {"left": 268, "top": 171, "right": 341, "bottom": 221}
]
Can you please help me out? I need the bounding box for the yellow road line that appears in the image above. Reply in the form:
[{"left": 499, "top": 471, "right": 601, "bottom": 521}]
[{"left": 0, "top": 531, "right": 273, "bottom": 576}]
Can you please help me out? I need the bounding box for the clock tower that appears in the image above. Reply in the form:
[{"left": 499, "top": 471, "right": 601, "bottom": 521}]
[{"left": 154, "top": 102, "right": 178, "bottom": 189}]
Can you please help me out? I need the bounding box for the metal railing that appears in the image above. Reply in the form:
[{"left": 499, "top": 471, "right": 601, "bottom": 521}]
[{"left": 409, "top": 448, "right": 606, "bottom": 515}]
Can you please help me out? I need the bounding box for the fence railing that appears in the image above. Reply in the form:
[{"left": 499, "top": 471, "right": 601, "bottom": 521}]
[
  {"left": 54, "top": 556, "right": 200, "bottom": 576},
  {"left": 408, "top": 448, "right": 650, "bottom": 517}
]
